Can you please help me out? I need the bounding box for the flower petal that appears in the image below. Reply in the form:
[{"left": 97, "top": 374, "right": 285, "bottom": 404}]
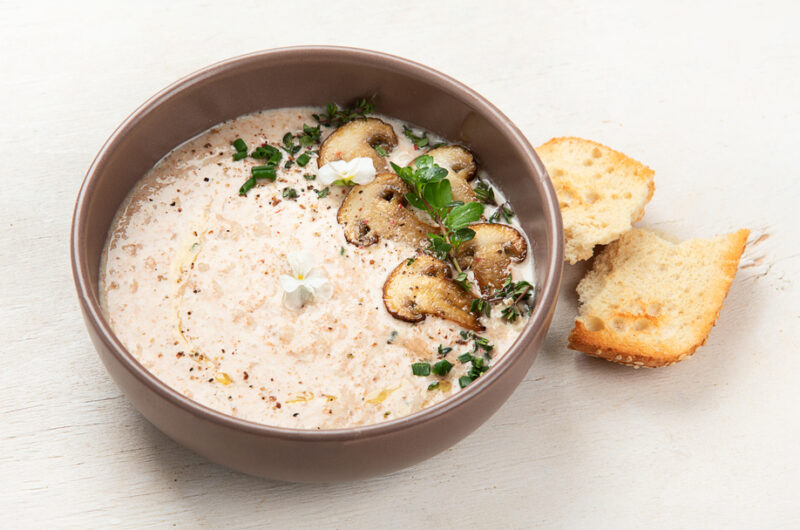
[
  {"left": 279, "top": 274, "right": 302, "bottom": 293},
  {"left": 350, "top": 157, "right": 376, "bottom": 185},
  {"left": 303, "top": 268, "right": 330, "bottom": 290},
  {"left": 287, "top": 251, "right": 314, "bottom": 278},
  {"left": 318, "top": 159, "right": 348, "bottom": 185},
  {"left": 283, "top": 285, "right": 313, "bottom": 310}
]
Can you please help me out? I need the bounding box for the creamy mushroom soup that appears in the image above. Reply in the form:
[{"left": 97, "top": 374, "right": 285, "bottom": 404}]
[{"left": 100, "top": 105, "right": 534, "bottom": 429}]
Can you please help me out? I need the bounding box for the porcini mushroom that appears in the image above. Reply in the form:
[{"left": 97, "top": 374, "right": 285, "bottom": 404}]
[
  {"left": 383, "top": 255, "right": 483, "bottom": 331},
  {"left": 416, "top": 145, "right": 478, "bottom": 203},
  {"left": 337, "top": 173, "right": 438, "bottom": 247},
  {"left": 319, "top": 118, "right": 398, "bottom": 171},
  {"left": 456, "top": 223, "right": 528, "bottom": 293}
]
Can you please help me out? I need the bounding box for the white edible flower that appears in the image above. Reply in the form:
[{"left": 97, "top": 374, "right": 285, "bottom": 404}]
[
  {"left": 318, "top": 157, "right": 376, "bottom": 186},
  {"left": 279, "top": 251, "right": 333, "bottom": 310}
]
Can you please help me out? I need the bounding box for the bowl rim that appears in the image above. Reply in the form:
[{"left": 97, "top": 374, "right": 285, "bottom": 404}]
[{"left": 71, "top": 45, "right": 563, "bottom": 441}]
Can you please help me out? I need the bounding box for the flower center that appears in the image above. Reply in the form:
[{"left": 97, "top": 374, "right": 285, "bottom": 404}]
[{"left": 297, "top": 274, "right": 304, "bottom": 280}]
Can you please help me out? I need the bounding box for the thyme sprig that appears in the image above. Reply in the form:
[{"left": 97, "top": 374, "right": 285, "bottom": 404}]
[
  {"left": 471, "top": 277, "right": 534, "bottom": 322},
  {"left": 313, "top": 96, "right": 376, "bottom": 127},
  {"left": 488, "top": 201, "right": 515, "bottom": 223}
]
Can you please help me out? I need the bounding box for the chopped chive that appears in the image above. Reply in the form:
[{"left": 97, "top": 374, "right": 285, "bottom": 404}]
[
  {"left": 284, "top": 160, "right": 294, "bottom": 169},
  {"left": 457, "top": 353, "right": 472, "bottom": 363},
  {"left": 251, "top": 166, "right": 276, "bottom": 181},
  {"left": 374, "top": 145, "right": 388, "bottom": 157},
  {"left": 232, "top": 151, "right": 248, "bottom": 161},
  {"left": 282, "top": 187, "right": 298, "bottom": 199},
  {"left": 238, "top": 178, "right": 256, "bottom": 196},
  {"left": 427, "top": 382, "right": 440, "bottom": 391},
  {"left": 411, "top": 362, "right": 431, "bottom": 376},
  {"left": 437, "top": 344, "right": 453, "bottom": 357},
  {"left": 303, "top": 174, "right": 316, "bottom": 181},
  {"left": 432, "top": 359, "right": 453, "bottom": 376},
  {"left": 458, "top": 375, "right": 475, "bottom": 388},
  {"left": 233, "top": 138, "right": 247, "bottom": 152},
  {"left": 315, "top": 187, "right": 330, "bottom": 199},
  {"left": 296, "top": 152, "right": 312, "bottom": 167}
]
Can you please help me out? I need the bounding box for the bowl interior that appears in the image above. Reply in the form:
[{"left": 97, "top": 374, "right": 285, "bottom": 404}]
[{"left": 73, "top": 46, "right": 562, "bottom": 436}]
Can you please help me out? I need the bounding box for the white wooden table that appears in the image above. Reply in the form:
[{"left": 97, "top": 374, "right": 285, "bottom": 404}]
[{"left": 2, "top": 1, "right": 799, "bottom": 527}]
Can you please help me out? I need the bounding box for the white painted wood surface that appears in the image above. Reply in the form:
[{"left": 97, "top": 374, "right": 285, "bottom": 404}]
[{"left": 2, "top": 1, "right": 799, "bottom": 527}]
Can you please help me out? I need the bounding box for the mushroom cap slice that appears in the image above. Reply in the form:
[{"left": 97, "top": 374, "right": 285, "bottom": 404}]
[
  {"left": 383, "top": 254, "right": 483, "bottom": 331},
  {"left": 417, "top": 145, "right": 478, "bottom": 204},
  {"left": 337, "top": 173, "right": 438, "bottom": 247},
  {"left": 457, "top": 223, "right": 528, "bottom": 293},
  {"left": 318, "top": 118, "right": 398, "bottom": 171}
]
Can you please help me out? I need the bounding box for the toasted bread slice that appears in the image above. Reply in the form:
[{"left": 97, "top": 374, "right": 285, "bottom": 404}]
[
  {"left": 536, "top": 137, "right": 655, "bottom": 264},
  {"left": 568, "top": 228, "right": 749, "bottom": 367}
]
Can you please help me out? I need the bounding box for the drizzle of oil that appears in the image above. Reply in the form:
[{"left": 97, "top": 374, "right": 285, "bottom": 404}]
[{"left": 366, "top": 386, "right": 400, "bottom": 404}]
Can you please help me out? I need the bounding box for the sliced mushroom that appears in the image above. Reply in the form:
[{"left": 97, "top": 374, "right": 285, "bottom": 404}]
[
  {"left": 383, "top": 254, "right": 483, "bottom": 331},
  {"left": 416, "top": 145, "right": 478, "bottom": 203},
  {"left": 456, "top": 223, "right": 528, "bottom": 293},
  {"left": 337, "top": 173, "right": 438, "bottom": 247},
  {"left": 318, "top": 118, "right": 398, "bottom": 171}
]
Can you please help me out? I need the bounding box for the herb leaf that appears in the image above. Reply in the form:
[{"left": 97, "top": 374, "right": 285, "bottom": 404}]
[{"left": 446, "top": 203, "right": 484, "bottom": 231}]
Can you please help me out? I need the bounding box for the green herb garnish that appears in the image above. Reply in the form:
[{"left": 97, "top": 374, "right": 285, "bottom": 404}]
[
  {"left": 232, "top": 151, "right": 248, "bottom": 161},
  {"left": 402, "top": 125, "right": 429, "bottom": 149},
  {"left": 458, "top": 375, "right": 475, "bottom": 388},
  {"left": 437, "top": 345, "right": 453, "bottom": 357},
  {"left": 238, "top": 144, "right": 282, "bottom": 196},
  {"left": 488, "top": 201, "right": 514, "bottom": 223},
  {"left": 457, "top": 352, "right": 472, "bottom": 363},
  {"left": 411, "top": 362, "right": 431, "bottom": 376},
  {"left": 298, "top": 124, "right": 321, "bottom": 146},
  {"left": 315, "top": 187, "right": 330, "bottom": 199},
  {"left": 473, "top": 180, "right": 496, "bottom": 205},
  {"left": 251, "top": 145, "right": 281, "bottom": 162},
  {"left": 427, "top": 382, "right": 440, "bottom": 391},
  {"left": 282, "top": 187, "right": 298, "bottom": 200},
  {"left": 296, "top": 152, "right": 312, "bottom": 167},
  {"left": 392, "top": 155, "right": 484, "bottom": 278},
  {"left": 303, "top": 173, "right": 316, "bottom": 181},
  {"left": 239, "top": 164, "right": 279, "bottom": 196},
  {"left": 453, "top": 272, "right": 471, "bottom": 292},
  {"left": 470, "top": 298, "right": 491, "bottom": 318},
  {"left": 313, "top": 96, "right": 376, "bottom": 127},
  {"left": 374, "top": 145, "right": 389, "bottom": 157},
  {"left": 387, "top": 330, "right": 398, "bottom": 343},
  {"left": 484, "top": 277, "right": 534, "bottom": 322},
  {"left": 232, "top": 138, "right": 247, "bottom": 153},
  {"left": 432, "top": 359, "right": 453, "bottom": 376}
]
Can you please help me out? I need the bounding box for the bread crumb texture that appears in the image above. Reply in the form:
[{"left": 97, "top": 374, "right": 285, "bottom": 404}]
[
  {"left": 569, "top": 228, "right": 749, "bottom": 367},
  {"left": 536, "top": 137, "right": 655, "bottom": 264}
]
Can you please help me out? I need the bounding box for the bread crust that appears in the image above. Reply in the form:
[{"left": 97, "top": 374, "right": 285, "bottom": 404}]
[
  {"left": 568, "top": 229, "right": 749, "bottom": 367},
  {"left": 536, "top": 137, "right": 655, "bottom": 264}
]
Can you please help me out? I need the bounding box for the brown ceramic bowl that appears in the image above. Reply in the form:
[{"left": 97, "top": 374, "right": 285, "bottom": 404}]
[{"left": 71, "top": 46, "right": 563, "bottom": 482}]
